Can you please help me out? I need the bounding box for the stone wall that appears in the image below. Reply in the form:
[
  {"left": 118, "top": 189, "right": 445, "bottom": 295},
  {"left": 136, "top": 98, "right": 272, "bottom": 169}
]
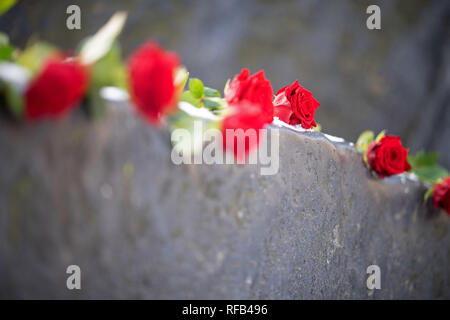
[{"left": 0, "top": 107, "right": 449, "bottom": 299}]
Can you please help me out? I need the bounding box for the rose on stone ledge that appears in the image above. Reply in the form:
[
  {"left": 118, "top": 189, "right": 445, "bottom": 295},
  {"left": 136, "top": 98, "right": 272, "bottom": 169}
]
[
  {"left": 273, "top": 80, "right": 320, "bottom": 130},
  {"left": 25, "top": 57, "right": 89, "bottom": 120},
  {"left": 224, "top": 68, "right": 274, "bottom": 125},
  {"left": 128, "top": 42, "right": 181, "bottom": 124},
  {"left": 356, "top": 130, "right": 411, "bottom": 178},
  {"left": 433, "top": 177, "right": 450, "bottom": 216},
  {"left": 174, "top": 68, "right": 274, "bottom": 160},
  {"left": 366, "top": 135, "right": 411, "bottom": 178}
]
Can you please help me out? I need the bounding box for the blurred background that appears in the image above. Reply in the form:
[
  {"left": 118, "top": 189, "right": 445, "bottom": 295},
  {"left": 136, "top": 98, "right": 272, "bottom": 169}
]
[{"left": 1, "top": 0, "right": 449, "bottom": 167}]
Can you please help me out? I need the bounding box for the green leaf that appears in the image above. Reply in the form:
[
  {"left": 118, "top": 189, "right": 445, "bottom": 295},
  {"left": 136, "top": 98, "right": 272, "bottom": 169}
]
[
  {"left": 224, "top": 79, "right": 230, "bottom": 95},
  {"left": 0, "top": 33, "right": 14, "bottom": 61},
  {"left": 90, "top": 43, "right": 126, "bottom": 89},
  {"left": 3, "top": 83, "right": 24, "bottom": 118},
  {"left": 408, "top": 150, "right": 439, "bottom": 172},
  {"left": 415, "top": 165, "right": 449, "bottom": 185},
  {"left": 189, "top": 78, "right": 204, "bottom": 99},
  {"left": 86, "top": 87, "right": 106, "bottom": 120},
  {"left": 0, "top": 44, "right": 13, "bottom": 61},
  {"left": 423, "top": 187, "right": 434, "bottom": 203},
  {"left": 181, "top": 91, "right": 201, "bottom": 107},
  {"left": 16, "top": 42, "right": 58, "bottom": 74},
  {"left": 204, "top": 87, "right": 221, "bottom": 98},
  {"left": 203, "top": 98, "right": 220, "bottom": 109},
  {"left": 312, "top": 123, "right": 322, "bottom": 132},
  {"left": 375, "top": 129, "right": 386, "bottom": 142},
  {"left": 355, "top": 130, "right": 374, "bottom": 154},
  {"left": 0, "top": 0, "right": 17, "bottom": 16}
]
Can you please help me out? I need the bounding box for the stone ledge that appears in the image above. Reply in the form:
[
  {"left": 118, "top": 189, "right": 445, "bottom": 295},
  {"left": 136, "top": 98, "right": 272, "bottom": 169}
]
[{"left": 0, "top": 107, "right": 449, "bottom": 299}]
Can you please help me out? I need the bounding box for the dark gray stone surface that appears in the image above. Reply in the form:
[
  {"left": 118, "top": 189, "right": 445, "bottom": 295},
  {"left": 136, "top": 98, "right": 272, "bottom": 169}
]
[
  {"left": 0, "top": 107, "right": 449, "bottom": 299},
  {"left": 2, "top": 0, "right": 450, "bottom": 169}
]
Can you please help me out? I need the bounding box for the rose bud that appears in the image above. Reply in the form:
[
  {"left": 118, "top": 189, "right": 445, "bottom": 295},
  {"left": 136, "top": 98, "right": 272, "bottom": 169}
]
[
  {"left": 128, "top": 42, "right": 180, "bottom": 124},
  {"left": 432, "top": 177, "right": 450, "bottom": 216},
  {"left": 274, "top": 80, "right": 320, "bottom": 129},
  {"left": 222, "top": 101, "right": 267, "bottom": 161},
  {"left": 366, "top": 135, "right": 412, "bottom": 178},
  {"left": 25, "top": 57, "right": 89, "bottom": 120},
  {"left": 225, "top": 68, "right": 274, "bottom": 124}
]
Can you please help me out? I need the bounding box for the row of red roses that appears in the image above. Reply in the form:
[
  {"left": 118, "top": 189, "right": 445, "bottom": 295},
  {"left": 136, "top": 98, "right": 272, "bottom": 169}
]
[
  {"left": 23, "top": 46, "right": 320, "bottom": 128},
  {"left": 0, "top": 16, "right": 448, "bottom": 217},
  {"left": 15, "top": 40, "right": 320, "bottom": 160}
]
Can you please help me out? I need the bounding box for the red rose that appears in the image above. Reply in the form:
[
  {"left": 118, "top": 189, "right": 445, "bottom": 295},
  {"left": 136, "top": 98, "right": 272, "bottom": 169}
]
[
  {"left": 225, "top": 68, "right": 274, "bottom": 124},
  {"left": 25, "top": 57, "right": 88, "bottom": 120},
  {"left": 366, "top": 135, "right": 412, "bottom": 178},
  {"left": 273, "top": 80, "right": 319, "bottom": 129},
  {"left": 222, "top": 101, "right": 267, "bottom": 160},
  {"left": 128, "top": 42, "right": 180, "bottom": 124},
  {"left": 433, "top": 177, "right": 450, "bottom": 216}
]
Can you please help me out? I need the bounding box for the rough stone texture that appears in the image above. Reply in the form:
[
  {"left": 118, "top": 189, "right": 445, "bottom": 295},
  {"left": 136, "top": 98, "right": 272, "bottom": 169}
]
[
  {"left": 2, "top": 0, "right": 450, "bottom": 169},
  {"left": 0, "top": 107, "right": 449, "bottom": 299}
]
